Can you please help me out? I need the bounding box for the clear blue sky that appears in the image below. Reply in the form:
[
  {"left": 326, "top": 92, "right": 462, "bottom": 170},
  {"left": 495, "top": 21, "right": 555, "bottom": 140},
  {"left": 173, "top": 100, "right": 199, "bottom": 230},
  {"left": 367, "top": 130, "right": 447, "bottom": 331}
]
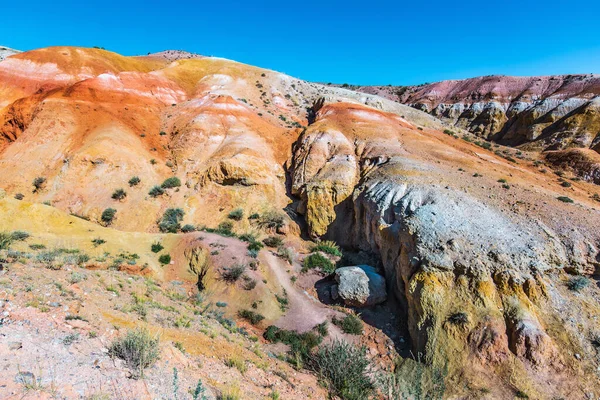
[{"left": 2, "top": 0, "right": 600, "bottom": 85}]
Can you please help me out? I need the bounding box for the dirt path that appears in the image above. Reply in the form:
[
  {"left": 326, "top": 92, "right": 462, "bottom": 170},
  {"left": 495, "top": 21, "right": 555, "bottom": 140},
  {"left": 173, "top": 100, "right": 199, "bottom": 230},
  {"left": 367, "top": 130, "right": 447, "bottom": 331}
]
[{"left": 260, "top": 251, "right": 345, "bottom": 338}]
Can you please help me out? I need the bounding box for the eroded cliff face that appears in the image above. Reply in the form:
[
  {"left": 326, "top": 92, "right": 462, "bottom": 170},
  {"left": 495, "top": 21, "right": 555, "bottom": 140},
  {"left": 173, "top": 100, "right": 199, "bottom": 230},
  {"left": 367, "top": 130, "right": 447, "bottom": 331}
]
[
  {"left": 290, "top": 101, "right": 600, "bottom": 397},
  {"left": 352, "top": 74, "right": 600, "bottom": 154}
]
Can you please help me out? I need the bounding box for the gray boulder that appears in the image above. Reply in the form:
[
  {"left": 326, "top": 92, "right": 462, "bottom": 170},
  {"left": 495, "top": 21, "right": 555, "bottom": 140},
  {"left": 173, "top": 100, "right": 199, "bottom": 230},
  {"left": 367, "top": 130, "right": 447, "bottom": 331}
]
[{"left": 333, "top": 265, "right": 387, "bottom": 307}]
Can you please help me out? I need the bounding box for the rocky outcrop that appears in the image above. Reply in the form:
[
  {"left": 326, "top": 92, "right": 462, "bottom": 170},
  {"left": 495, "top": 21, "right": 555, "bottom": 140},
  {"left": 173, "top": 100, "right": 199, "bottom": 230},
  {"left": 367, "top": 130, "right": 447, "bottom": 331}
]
[
  {"left": 544, "top": 148, "right": 600, "bottom": 184},
  {"left": 332, "top": 265, "right": 387, "bottom": 307},
  {"left": 351, "top": 74, "right": 600, "bottom": 153}
]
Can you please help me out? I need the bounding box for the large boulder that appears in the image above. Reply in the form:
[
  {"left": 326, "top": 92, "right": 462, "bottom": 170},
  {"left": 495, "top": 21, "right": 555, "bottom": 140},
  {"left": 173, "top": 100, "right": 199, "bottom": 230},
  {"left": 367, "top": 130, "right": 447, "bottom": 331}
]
[{"left": 333, "top": 265, "right": 387, "bottom": 307}]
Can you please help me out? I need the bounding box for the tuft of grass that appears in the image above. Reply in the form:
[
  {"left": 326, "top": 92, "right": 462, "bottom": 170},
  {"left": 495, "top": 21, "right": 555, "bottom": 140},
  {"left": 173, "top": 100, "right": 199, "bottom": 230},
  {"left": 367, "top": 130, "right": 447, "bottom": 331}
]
[
  {"left": 221, "top": 264, "right": 246, "bottom": 282},
  {"left": 101, "top": 208, "right": 117, "bottom": 226},
  {"left": 91, "top": 238, "right": 106, "bottom": 247},
  {"left": 151, "top": 241, "right": 164, "bottom": 253},
  {"left": 557, "top": 196, "right": 574, "bottom": 203},
  {"left": 181, "top": 224, "right": 196, "bottom": 233},
  {"left": 158, "top": 208, "right": 184, "bottom": 233},
  {"left": 225, "top": 355, "right": 247, "bottom": 374},
  {"left": 311, "top": 240, "right": 342, "bottom": 257},
  {"left": 148, "top": 185, "right": 165, "bottom": 197},
  {"left": 238, "top": 309, "right": 265, "bottom": 325},
  {"left": 302, "top": 253, "right": 335, "bottom": 274},
  {"left": 447, "top": 312, "right": 469, "bottom": 326},
  {"left": 263, "top": 236, "right": 283, "bottom": 248},
  {"left": 10, "top": 231, "right": 30, "bottom": 241},
  {"left": 161, "top": 177, "right": 181, "bottom": 189},
  {"left": 567, "top": 276, "right": 589, "bottom": 292},
  {"left": 111, "top": 188, "right": 127, "bottom": 201},
  {"left": 108, "top": 328, "right": 160, "bottom": 379},
  {"left": 228, "top": 208, "right": 244, "bottom": 221},
  {"left": 128, "top": 176, "right": 141, "bottom": 187},
  {"left": 309, "top": 340, "right": 374, "bottom": 400},
  {"left": 257, "top": 211, "right": 286, "bottom": 230},
  {"left": 32, "top": 176, "right": 46, "bottom": 192},
  {"left": 332, "top": 314, "right": 363, "bottom": 335}
]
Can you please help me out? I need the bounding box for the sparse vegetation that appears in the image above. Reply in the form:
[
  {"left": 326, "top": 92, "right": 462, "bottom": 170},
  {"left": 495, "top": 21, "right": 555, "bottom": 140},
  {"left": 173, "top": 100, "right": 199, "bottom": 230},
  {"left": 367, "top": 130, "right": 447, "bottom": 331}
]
[
  {"left": 332, "top": 314, "right": 363, "bottom": 335},
  {"left": 91, "top": 238, "right": 106, "bottom": 247},
  {"left": 181, "top": 224, "right": 196, "bottom": 233},
  {"left": 221, "top": 264, "right": 246, "bottom": 282},
  {"left": 151, "top": 241, "right": 164, "bottom": 253},
  {"left": 158, "top": 254, "right": 171, "bottom": 265},
  {"left": 448, "top": 312, "right": 469, "bottom": 325},
  {"left": 557, "top": 196, "right": 574, "bottom": 203},
  {"left": 263, "top": 236, "right": 283, "bottom": 248},
  {"left": 161, "top": 177, "right": 181, "bottom": 189},
  {"left": 128, "top": 176, "right": 141, "bottom": 187},
  {"left": 257, "top": 211, "right": 286, "bottom": 230},
  {"left": 567, "top": 276, "right": 589, "bottom": 292},
  {"left": 158, "top": 208, "right": 184, "bottom": 233},
  {"left": 310, "top": 340, "right": 374, "bottom": 400},
  {"left": 228, "top": 208, "right": 244, "bottom": 221},
  {"left": 11, "top": 231, "right": 30, "bottom": 241},
  {"left": 311, "top": 240, "right": 342, "bottom": 257},
  {"left": 101, "top": 208, "right": 117, "bottom": 226},
  {"left": 108, "top": 328, "right": 160, "bottom": 379},
  {"left": 32, "top": 177, "right": 46, "bottom": 192},
  {"left": 302, "top": 253, "right": 335, "bottom": 273},
  {"left": 111, "top": 188, "right": 127, "bottom": 200},
  {"left": 149, "top": 185, "right": 165, "bottom": 197},
  {"left": 14, "top": 193, "right": 24, "bottom": 200},
  {"left": 225, "top": 355, "right": 247, "bottom": 374},
  {"left": 238, "top": 309, "right": 264, "bottom": 325}
]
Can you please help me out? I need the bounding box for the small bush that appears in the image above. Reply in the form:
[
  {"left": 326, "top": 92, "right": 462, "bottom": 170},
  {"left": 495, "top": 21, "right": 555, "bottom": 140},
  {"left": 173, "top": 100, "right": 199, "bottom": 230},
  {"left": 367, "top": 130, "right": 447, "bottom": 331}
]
[
  {"left": 303, "top": 253, "right": 335, "bottom": 274},
  {"left": 247, "top": 240, "right": 263, "bottom": 252},
  {"left": 111, "top": 188, "right": 127, "bottom": 200},
  {"left": 108, "top": 328, "right": 160, "bottom": 379},
  {"left": 238, "top": 232, "right": 257, "bottom": 242},
  {"left": 312, "top": 240, "right": 342, "bottom": 257},
  {"left": 158, "top": 208, "right": 184, "bottom": 233},
  {"left": 310, "top": 340, "right": 374, "bottom": 400},
  {"left": 225, "top": 355, "right": 247, "bottom": 374},
  {"left": 248, "top": 213, "right": 260, "bottom": 220},
  {"left": 148, "top": 185, "right": 165, "bottom": 197},
  {"left": 151, "top": 241, "right": 164, "bottom": 253},
  {"left": 277, "top": 246, "right": 294, "bottom": 263},
  {"left": 159, "top": 254, "right": 171, "bottom": 265},
  {"left": 567, "top": 276, "right": 589, "bottom": 292},
  {"left": 181, "top": 224, "right": 196, "bottom": 233},
  {"left": 0, "top": 232, "right": 13, "bottom": 250},
  {"left": 161, "top": 177, "right": 181, "bottom": 189},
  {"left": 11, "top": 231, "right": 30, "bottom": 241},
  {"left": 238, "top": 309, "right": 264, "bottom": 325},
  {"left": 243, "top": 277, "right": 257, "bottom": 290},
  {"left": 128, "top": 176, "right": 141, "bottom": 187},
  {"left": 32, "top": 177, "right": 46, "bottom": 192},
  {"left": 263, "top": 325, "right": 323, "bottom": 360},
  {"left": 560, "top": 181, "right": 572, "bottom": 188},
  {"left": 91, "top": 238, "right": 106, "bottom": 247},
  {"left": 228, "top": 208, "right": 244, "bottom": 221},
  {"left": 216, "top": 221, "right": 235, "bottom": 236},
  {"left": 263, "top": 236, "right": 283, "bottom": 248},
  {"left": 333, "top": 314, "right": 363, "bottom": 335},
  {"left": 557, "top": 196, "right": 573, "bottom": 203},
  {"left": 101, "top": 208, "right": 117, "bottom": 226},
  {"left": 14, "top": 193, "right": 24, "bottom": 200},
  {"left": 221, "top": 264, "right": 246, "bottom": 282},
  {"left": 257, "top": 211, "right": 286, "bottom": 230}
]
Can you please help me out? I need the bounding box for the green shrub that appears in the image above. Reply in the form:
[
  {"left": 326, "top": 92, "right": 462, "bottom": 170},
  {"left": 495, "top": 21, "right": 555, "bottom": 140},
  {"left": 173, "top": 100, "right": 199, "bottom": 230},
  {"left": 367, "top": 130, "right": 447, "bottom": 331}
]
[
  {"left": 247, "top": 240, "right": 263, "bottom": 252},
  {"left": 11, "top": 231, "right": 30, "bottom": 241},
  {"left": 151, "top": 241, "right": 164, "bottom": 253},
  {"left": 0, "top": 232, "right": 13, "bottom": 250},
  {"left": 108, "top": 328, "right": 160, "bottom": 379},
  {"left": 128, "top": 176, "right": 141, "bottom": 187},
  {"left": 32, "top": 177, "right": 46, "bottom": 192},
  {"left": 158, "top": 254, "right": 171, "bottom": 265},
  {"left": 567, "top": 276, "right": 589, "bottom": 292},
  {"left": 277, "top": 246, "right": 294, "bottom": 264},
  {"left": 310, "top": 340, "right": 374, "bottom": 400},
  {"left": 248, "top": 213, "right": 260, "bottom": 220},
  {"left": 333, "top": 314, "right": 363, "bottom": 335},
  {"left": 149, "top": 185, "right": 165, "bottom": 197},
  {"left": 221, "top": 264, "right": 246, "bottom": 282},
  {"left": 557, "top": 196, "right": 574, "bottom": 203},
  {"left": 263, "top": 236, "right": 283, "bottom": 248},
  {"left": 112, "top": 188, "right": 127, "bottom": 200},
  {"left": 101, "top": 208, "right": 117, "bottom": 226},
  {"left": 311, "top": 240, "right": 342, "bottom": 257},
  {"left": 158, "top": 208, "right": 184, "bottom": 233},
  {"left": 216, "top": 221, "right": 235, "bottom": 236},
  {"left": 238, "top": 232, "right": 257, "bottom": 242},
  {"left": 91, "top": 238, "right": 106, "bottom": 247},
  {"left": 238, "top": 309, "right": 264, "bottom": 325},
  {"left": 243, "top": 277, "right": 257, "bottom": 290},
  {"left": 257, "top": 211, "right": 286, "bottom": 230},
  {"left": 161, "top": 177, "right": 181, "bottom": 189},
  {"left": 560, "top": 181, "right": 572, "bottom": 188},
  {"left": 263, "top": 325, "right": 322, "bottom": 360},
  {"left": 303, "top": 253, "right": 335, "bottom": 273},
  {"left": 181, "top": 224, "right": 196, "bottom": 233},
  {"left": 228, "top": 208, "right": 244, "bottom": 221}
]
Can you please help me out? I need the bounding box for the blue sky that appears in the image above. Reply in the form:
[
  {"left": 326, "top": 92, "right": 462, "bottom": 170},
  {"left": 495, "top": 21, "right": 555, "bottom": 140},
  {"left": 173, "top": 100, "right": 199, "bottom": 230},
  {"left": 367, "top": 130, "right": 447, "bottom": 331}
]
[{"left": 2, "top": 0, "right": 600, "bottom": 85}]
